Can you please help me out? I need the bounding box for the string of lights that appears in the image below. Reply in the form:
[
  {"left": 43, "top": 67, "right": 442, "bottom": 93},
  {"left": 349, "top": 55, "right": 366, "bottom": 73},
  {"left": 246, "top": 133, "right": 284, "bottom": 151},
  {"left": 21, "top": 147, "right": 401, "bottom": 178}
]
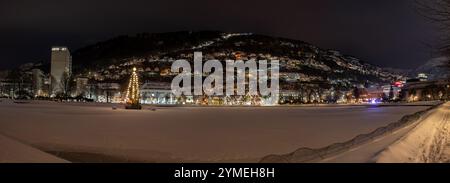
[{"left": 125, "top": 67, "right": 141, "bottom": 108}]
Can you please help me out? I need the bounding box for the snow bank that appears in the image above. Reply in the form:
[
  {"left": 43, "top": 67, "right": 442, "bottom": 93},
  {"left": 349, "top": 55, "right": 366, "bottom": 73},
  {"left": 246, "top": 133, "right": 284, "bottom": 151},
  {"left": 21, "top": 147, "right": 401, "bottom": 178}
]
[
  {"left": 376, "top": 102, "right": 450, "bottom": 163},
  {"left": 260, "top": 103, "right": 441, "bottom": 163}
]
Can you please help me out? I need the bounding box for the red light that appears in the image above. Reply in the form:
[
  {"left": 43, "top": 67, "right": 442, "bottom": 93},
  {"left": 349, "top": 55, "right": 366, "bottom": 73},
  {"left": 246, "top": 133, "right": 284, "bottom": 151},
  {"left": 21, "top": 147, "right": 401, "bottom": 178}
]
[{"left": 394, "top": 81, "right": 403, "bottom": 87}]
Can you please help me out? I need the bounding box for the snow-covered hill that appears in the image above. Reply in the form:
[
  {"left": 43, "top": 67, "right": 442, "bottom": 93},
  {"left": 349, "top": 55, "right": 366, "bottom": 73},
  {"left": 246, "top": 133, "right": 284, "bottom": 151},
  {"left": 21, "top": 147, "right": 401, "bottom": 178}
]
[
  {"left": 71, "top": 31, "right": 406, "bottom": 90},
  {"left": 412, "top": 57, "right": 449, "bottom": 80}
]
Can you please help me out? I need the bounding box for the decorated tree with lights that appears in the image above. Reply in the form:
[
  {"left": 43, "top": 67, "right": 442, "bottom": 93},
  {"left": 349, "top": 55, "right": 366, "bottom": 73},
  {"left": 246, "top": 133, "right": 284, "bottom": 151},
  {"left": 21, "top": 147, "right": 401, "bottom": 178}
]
[{"left": 125, "top": 67, "right": 142, "bottom": 109}]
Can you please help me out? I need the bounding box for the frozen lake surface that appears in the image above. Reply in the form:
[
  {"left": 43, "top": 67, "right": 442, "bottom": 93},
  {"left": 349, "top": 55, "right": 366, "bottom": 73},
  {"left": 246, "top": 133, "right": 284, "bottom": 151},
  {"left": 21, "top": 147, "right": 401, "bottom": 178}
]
[{"left": 0, "top": 100, "right": 431, "bottom": 162}]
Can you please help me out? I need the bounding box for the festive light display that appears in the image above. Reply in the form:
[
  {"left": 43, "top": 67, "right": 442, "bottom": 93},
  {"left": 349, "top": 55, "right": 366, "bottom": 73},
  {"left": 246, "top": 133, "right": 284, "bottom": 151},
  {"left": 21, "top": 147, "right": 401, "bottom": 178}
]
[{"left": 125, "top": 67, "right": 142, "bottom": 109}]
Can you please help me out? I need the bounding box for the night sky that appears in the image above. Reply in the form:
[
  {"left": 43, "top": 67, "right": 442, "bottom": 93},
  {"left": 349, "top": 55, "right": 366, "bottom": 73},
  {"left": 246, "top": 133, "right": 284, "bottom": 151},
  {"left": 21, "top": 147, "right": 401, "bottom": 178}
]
[{"left": 0, "top": 0, "right": 438, "bottom": 70}]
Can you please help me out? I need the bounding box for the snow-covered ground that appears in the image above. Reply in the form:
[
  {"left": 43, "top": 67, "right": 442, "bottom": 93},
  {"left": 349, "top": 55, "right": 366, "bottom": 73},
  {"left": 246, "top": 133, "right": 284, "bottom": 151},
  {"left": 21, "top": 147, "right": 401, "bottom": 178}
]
[
  {"left": 0, "top": 99, "right": 434, "bottom": 162},
  {"left": 0, "top": 134, "right": 68, "bottom": 163}
]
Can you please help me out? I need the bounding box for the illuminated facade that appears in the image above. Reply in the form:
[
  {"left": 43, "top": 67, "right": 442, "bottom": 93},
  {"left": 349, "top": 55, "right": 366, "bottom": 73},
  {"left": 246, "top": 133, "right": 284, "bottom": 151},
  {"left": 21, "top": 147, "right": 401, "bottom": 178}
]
[
  {"left": 50, "top": 46, "right": 72, "bottom": 95},
  {"left": 140, "top": 82, "right": 177, "bottom": 105},
  {"left": 75, "top": 77, "right": 89, "bottom": 96}
]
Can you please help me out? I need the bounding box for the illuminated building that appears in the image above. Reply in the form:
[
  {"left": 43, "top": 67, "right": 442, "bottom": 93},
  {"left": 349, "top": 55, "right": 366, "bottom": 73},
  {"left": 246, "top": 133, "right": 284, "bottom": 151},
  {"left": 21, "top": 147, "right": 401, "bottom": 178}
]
[
  {"left": 402, "top": 79, "right": 449, "bottom": 102},
  {"left": 140, "top": 82, "right": 177, "bottom": 105},
  {"left": 50, "top": 46, "right": 72, "bottom": 95},
  {"left": 75, "top": 77, "right": 89, "bottom": 96},
  {"left": 417, "top": 73, "right": 428, "bottom": 82}
]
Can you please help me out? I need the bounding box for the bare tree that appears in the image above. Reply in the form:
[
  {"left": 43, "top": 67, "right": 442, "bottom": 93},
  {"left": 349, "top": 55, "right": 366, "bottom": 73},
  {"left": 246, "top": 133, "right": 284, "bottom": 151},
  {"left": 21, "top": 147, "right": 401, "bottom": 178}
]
[
  {"left": 60, "top": 71, "right": 73, "bottom": 98},
  {"left": 6, "top": 70, "right": 21, "bottom": 99},
  {"left": 416, "top": 0, "right": 450, "bottom": 69}
]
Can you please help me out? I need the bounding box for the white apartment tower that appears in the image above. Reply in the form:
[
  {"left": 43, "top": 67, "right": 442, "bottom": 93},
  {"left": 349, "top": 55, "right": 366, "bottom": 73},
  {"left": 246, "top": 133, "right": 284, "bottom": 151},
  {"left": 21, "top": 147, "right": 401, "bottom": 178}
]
[{"left": 50, "top": 46, "right": 72, "bottom": 95}]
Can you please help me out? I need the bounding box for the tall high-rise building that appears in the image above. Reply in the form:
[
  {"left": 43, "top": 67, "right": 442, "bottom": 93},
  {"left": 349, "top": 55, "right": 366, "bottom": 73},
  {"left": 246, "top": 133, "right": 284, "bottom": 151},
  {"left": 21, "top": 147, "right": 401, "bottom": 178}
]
[{"left": 50, "top": 46, "right": 72, "bottom": 95}]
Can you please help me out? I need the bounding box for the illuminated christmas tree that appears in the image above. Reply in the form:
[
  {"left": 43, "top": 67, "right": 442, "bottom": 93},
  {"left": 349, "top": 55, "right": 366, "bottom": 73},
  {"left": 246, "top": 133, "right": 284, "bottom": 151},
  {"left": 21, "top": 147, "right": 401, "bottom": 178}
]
[{"left": 125, "top": 67, "right": 142, "bottom": 109}]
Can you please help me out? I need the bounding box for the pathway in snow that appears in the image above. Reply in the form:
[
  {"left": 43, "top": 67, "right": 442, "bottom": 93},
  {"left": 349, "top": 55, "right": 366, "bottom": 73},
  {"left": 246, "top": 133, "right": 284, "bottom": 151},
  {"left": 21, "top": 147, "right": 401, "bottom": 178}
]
[
  {"left": 260, "top": 102, "right": 444, "bottom": 163},
  {"left": 319, "top": 102, "right": 450, "bottom": 163},
  {"left": 376, "top": 102, "right": 450, "bottom": 163}
]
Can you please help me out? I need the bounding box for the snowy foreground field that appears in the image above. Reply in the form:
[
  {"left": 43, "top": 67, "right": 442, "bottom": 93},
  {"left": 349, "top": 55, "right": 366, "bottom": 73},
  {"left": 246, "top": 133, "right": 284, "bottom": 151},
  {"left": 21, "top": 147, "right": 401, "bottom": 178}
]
[{"left": 0, "top": 99, "right": 440, "bottom": 163}]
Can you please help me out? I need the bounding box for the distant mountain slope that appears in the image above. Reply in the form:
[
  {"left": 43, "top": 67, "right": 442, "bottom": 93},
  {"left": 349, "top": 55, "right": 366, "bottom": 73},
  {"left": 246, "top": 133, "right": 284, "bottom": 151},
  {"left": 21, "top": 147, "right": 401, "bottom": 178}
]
[
  {"left": 72, "top": 31, "right": 223, "bottom": 69},
  {"left": 412, "top": 57, "right": 449, "bottom": 80},
  {"left": 71, "top": 31, "right": 406, "bottom": 89}
]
